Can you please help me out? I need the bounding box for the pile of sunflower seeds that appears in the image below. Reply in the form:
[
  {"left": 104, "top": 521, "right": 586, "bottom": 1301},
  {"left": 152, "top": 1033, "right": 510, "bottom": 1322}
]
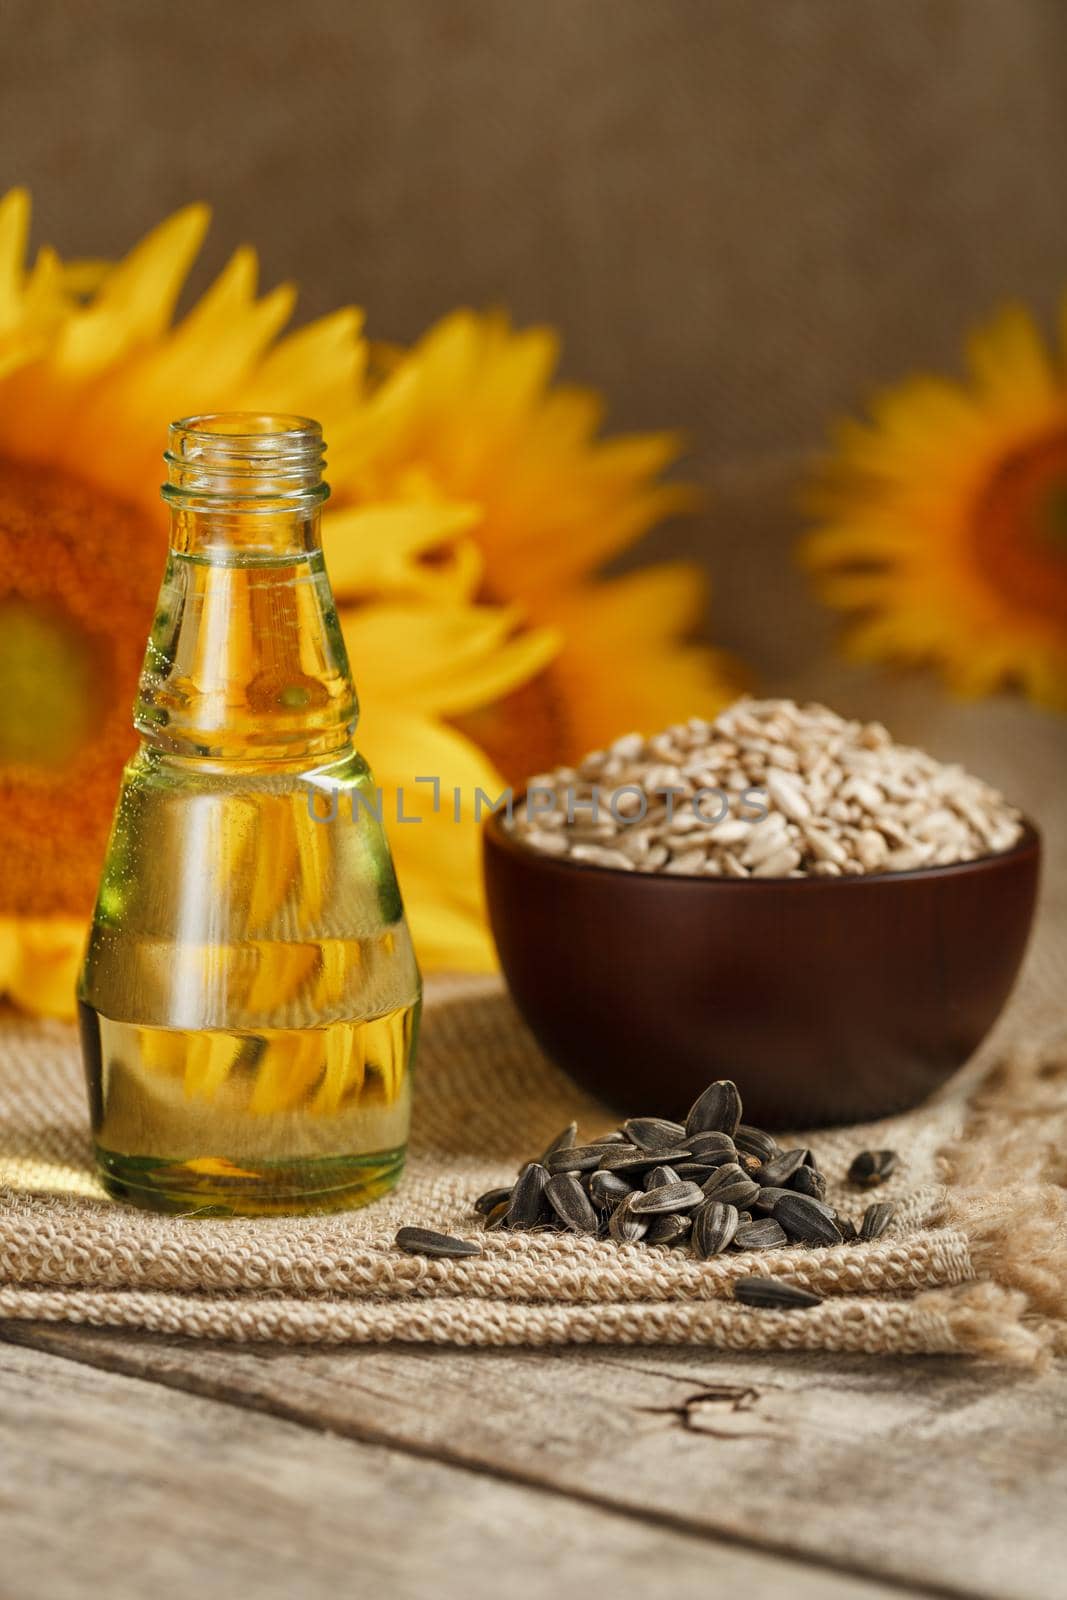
[
  {"left": 505, "top": 697, "right": 1022, "bottom": 877},
  {"left": 395, "top": 1077, "right": 900, "bottom": 1311}
]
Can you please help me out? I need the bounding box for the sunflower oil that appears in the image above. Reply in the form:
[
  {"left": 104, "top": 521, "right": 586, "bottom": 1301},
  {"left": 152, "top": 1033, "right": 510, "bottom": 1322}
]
[{"left": 78, "top": 414, "right": 422, "bottom": 1214}]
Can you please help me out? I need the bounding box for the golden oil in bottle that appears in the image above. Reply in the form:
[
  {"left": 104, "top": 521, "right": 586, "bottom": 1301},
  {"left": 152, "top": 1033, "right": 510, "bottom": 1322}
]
[{"left": 77, "top": 414, "right": 422, "bottom": 1215}]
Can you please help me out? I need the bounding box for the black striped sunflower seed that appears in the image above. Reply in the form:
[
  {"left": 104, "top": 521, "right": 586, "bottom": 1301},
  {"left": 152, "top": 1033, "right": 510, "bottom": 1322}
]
[
  {"left": 701, "top": 1163, "right": 761, "bottom": 1209},
  {"left": 838, "top": 1216, "right": 859, "bottom": 1242},
  {"left": 790, "top": 1165, "right": 827, "bottom": 1200},
  {"left": 538, "top": 1121, "right": 578, "bottom": 1163},
  {"left": 848, "top": 1149, "right": 899, "bottom": 1187},
  {"left": 645, "top": 1213, "right": 692, "bottom": 1247},
  {"left": 544, "top": 1172, "right": 600, "bottom": 1234},
  {"left": 588, "top": 1169, "right": 633, "bottom": 1209},
  {"left": 642, "top": 1164, "right": 681, "bottom": 1191},
  {"left": 860, "top": 1201, "right": 897, "bottom": 1241},
  {"left": 691, "top": 1200, "right": 739, "bottom": 1257},
  {"left": 773, "top": 1192, "right": 844, "bottom": 1246},
  {"left": 685, "top": 1079, "right": 742, "bottom": 1137},
  {"left": 474, "top": 1185, "right": 513, "bottom": 1216},
  {"left": 732, "top": 1217, "right": 788, "bottom": 1250},
  {"left": 684, "top": 1149, "right": 739, "bottom": 1174},
  {"left": 546, "top": 1142, "right": 620, "bottom": 1174},
  {"left": 599, "top": 1147, "right": 692, "bottom": 1174},
  {"left": 624, "top": 1116, "right": 687, "bottom": 1153},
  {"left": 753, "top": 1186, "right": 793, "bottom": 1213},
  {"left": 630, "top": 1179, "right": 705, "bottom": 1215},
  {"left": 687, "top": 1130, "right": 736, "bottom": 1158},
  {"left": 395, "top": 1227, "right": 483, "bottom": 1259},
  {"left": 504, "top": 1162, "right": 549, "bottom": 1229},
  {"left": 485, "top": 1200, "right": 510, "bottom": 1231},
  {"left": 608, "top": 1192, "right": 648, "bottom": 1243},
  {"left": 733, "top": 1124, "right": 778, "bottom": 1162},
  {"left": 734, "top": 1276, "right": 822, "bottom": 1309},
  {"left": 757, "top": 1148, "right": 808, "bottom": 1186},
  {"left": 672, "top": 1162, "right": 715, "bottom": 1182}
]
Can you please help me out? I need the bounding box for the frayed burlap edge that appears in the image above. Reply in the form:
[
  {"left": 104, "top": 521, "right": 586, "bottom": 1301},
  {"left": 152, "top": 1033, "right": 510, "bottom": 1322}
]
[{"left": 939, "top": 1031, "right": 1067, "bottom": 1363}]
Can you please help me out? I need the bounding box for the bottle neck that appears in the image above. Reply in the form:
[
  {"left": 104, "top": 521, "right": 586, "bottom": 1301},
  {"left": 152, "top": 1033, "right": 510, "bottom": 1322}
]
[{"left": 135, "top": 415, "right": 357, "bottom": 765}]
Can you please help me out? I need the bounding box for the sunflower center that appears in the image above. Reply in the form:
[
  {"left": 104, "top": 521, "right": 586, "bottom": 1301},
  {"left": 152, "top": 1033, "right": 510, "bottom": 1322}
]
[
  {"left": 973, "top": 432, "right": 1067, "bottom": 623},
  {"left": 0, "top": 600, "right": 98, "bottom": 766},
  {"left": 454, "top": 671, "right": 573, "bottom": 786},
  {"left": 0, "top": 458, "right": 166, "bottom": 916}
]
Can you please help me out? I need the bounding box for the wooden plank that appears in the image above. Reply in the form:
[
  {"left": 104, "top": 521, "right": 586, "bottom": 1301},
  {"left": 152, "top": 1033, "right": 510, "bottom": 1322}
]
[
  {"left": 5, "top": 1327, "right": 1064, "bottom": 1600},
  {"left": 0, "top": 1339, "right": 912, "bottom": 1600}
]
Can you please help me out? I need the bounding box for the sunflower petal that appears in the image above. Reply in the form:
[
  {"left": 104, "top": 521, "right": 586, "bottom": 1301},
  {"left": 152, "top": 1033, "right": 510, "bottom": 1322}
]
[
  {"left": 358, "top": 708, "right": 504, "bottom": 972},
  {"left": 323, "top": 501, "right": 483, "bottom": 602},
  {"left": 343, "top": 601, "right": 559, "bottom": 718},
  {"left": 0, "top": 188, "right": 30, "bottom": 329},
  {"left": 56, "top": 204, "right": 210, "bottom": 375},
  {"left": 1, "top": 916, "right": 83, "bottom": 1019}
]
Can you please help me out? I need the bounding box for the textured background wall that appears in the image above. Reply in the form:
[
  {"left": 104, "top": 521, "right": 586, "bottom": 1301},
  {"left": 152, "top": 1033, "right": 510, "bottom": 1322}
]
[{"left": 3, "top": 0, "right": 1066, "bottom": 678}]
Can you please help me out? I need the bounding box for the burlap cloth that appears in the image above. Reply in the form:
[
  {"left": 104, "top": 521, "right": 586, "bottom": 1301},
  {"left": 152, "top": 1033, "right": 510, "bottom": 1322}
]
[{"left": 1, "top": 960, "right": 1065, "bottom": 1365}]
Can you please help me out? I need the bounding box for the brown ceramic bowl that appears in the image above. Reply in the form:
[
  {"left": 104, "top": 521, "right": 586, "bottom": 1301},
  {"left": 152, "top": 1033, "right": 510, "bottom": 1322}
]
[{"left": 483, "top": 814, "right": 1041, "bottom": 1128}]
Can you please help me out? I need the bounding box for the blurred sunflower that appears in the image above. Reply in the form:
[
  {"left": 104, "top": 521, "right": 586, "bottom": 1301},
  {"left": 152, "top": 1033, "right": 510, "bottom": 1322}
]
[
  {"left": 801, "top": 301, "right": 1067, "bottom": 709},
  {"left": 0, "top": 191, "right": 737, "bottom": 1016},
  {"left": 339, "top": 310, "right": 742, "bottom": 778}
]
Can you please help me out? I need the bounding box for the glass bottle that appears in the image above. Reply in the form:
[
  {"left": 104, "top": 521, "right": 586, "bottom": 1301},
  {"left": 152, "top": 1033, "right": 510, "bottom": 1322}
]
[{"left": 78, "top": 414, "right": 422, "bottom": 1215}]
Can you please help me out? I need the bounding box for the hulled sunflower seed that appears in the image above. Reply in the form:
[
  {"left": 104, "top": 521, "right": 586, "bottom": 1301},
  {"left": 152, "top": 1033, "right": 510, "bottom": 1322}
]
[
  {"left": 691, "top": 1200, "right": 740, "bottom": 1257},
  {"left": 588, "top": 1170, "right": 633, "bottom": 1209},
  {"left": 757, "top": 1148, "right": 808, "bottom": 1186},
  {"left": 701, "top": 1163, "right": 761, "bottom": 1209},
  {"left": 547, "top": 1143, "right": 621, "bottom": 1174},
  {"left": 504, "top": 1162, "right": 549, "bottom": 1229},
  {"left": 538, "top": 1121, "right": 578, "bottom": 1163},
  {"left": 608, "top": 1192, "right": 648, "bottom": 1243},
  {"left": 734, "top": 1276, "right": 822, "bottom": 1309},
  {"left": 507, "top": 700, "right": 1022, "bottom": 877},
  {"left": 624, "top": 1116, "right": 688, "bottom": 1153},
  {"left": 685, "top": 1079, "right": 742, "bottom": 1137},
  {"left": 645, "top": 1213, "right": 692, "bottom": 1247},
  {"left": 732, "top": 1217, "right": 788, "bottom": 1250},
  {"left": 630, "top": 1180, "right": 705, "bottom": 1215},
  {"left": 790, "top": 1165, "right": 827, "bottom": 1200},
  {"left": 395, "top": 1227, "right": 483, "bottom": 1259},
  {"left": 860, "top": 1201, "right": 897, "bottom": 1241},
  {"left": 773, "top": 1192, "right": 844, "bottom": 1246},
  {"left": 734, "top": 1124, "right": 778, "bottom": 1162},
  {"left": 544, "top": 1172, "right": 600, "bottom": 1234},
  {"left": 643, "top": 1164, "right": 681, "bottom": 1191},
  {"left": 848, "top": 1149, "right": 899, "bottom": 1187},
  {"left": 474, "top": 1186, "right": 513, "bottom": 1216}
]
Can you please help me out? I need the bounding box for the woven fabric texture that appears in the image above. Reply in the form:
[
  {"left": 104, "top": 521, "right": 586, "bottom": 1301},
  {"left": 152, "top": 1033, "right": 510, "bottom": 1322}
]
[{"left": 1, "top": 970, "right": 1064, "bottom": 1364}]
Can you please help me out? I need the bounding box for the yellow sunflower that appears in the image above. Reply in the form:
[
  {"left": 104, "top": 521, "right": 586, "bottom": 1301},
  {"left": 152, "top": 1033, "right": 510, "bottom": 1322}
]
[
  {"left": 341, "top": 310, "right": 742, "bottom": 778},
  {"left": 801, "top": 300, "right": 1067, "bottom": 709},
  {"left": 0, "top": 193, "right": 737, "bottom": 1017},
  {"left": 0, "top": 192, "right": 553, "bottom": 1013}
]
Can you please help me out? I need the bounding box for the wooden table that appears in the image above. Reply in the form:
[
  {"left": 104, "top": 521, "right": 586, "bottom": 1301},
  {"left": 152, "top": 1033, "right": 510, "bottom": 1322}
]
[{"left": 2, "top": 1322, "right": 1064, "bottom": 1600}]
